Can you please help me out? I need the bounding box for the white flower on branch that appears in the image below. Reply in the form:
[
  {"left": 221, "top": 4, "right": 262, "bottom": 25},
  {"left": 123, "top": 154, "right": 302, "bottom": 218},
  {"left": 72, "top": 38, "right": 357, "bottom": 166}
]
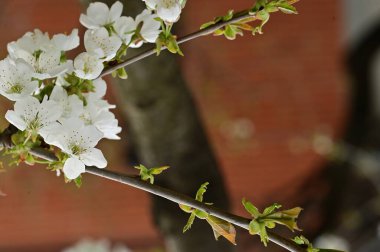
[
  {"left": 5, "top": 96, "right": 62, "bottom": 138},
  {"left": 114, "top": 16, "right": 136, "bottom": 45},
  {"left": 50, "top": 29, "right": 80, "bottom": 52},
  {"left": 48, "top": 118, "right": 107, "bottom": 179},
  {"left": 80, "top": 1, "right": 123, "bottom": 29},
  {"left": 50, "top": 85, "right": 84, "bottom": 120},
  {"left": 74, "top": 52, "right": 104, "bottom": 80},
  {"left": 80, "top": 105, "right": 121, "bottom": 140},
  {"left": 30, "top": 50, "right": 73, "bottom": 80},
  {"left": 7, "top": 29, "right": 78, "bottom": 80},
  {"left": 7, "top": 29, "right": 50, "bottom": 57},
  {"left": 130, "top": 10, "right": 161, "bottom": 48},
  {"left": 143, "top": 0, "right": 182, "bottom": 23},
  {"left": 143, "top": 0, "right": 157, "bottom": 9},
  {"left": 84, "top": 27, "right": 122, "bottom": 61},
  {"left": 7, "top": 28, "right": 79, "bottom": 56},
  {"left": 86, "top": 78, "right": 115, "bottom": 110},
  {"left": 0, "top": 58, "right": 38, "bottom": 101},
  {"left": 80, "top": 78, "right": 121, "bottom": 140}
]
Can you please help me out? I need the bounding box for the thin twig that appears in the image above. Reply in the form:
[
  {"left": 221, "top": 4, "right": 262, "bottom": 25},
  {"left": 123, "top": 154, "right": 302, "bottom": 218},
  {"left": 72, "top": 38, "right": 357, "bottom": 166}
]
[
  {"left": 100, "top": 0, "right": 300, "bottom": 77},
  {"left": 0, "top": 128, "right": 304, "bottom": 252},
  {"left": 85, "top": 166, "right": 304, "bottom": 252}
]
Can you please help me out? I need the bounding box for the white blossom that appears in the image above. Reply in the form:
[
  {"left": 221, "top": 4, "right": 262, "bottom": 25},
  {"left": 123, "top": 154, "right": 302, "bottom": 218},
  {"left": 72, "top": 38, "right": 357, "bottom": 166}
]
[
  {"left": 80, "top": 1, "right": 123, "bottom": 29},
  {"left": 7, "top": 29, "right": 79, "bottom": 80},
  {"left": 157, "top": 0, "right": 182, "bottom": 23},
  {"left": 5, "top": 96, "right": 62, "bottom": 138},
  {"left": 0, "top": 58, "right": 38, "bottom": 101},
  {"left": 49, "top": 118, "right": 107, "bottom": 179},
  {"left": 50, "top": 85, "right": 83, "bottom": 120},
  {"left": 80, "top": 105, "right": 121, "bottom": 140},
  {"left": 143, "top": 0, "right": 156, "bottom": 9},
  {"left": 74, "top": 52, "right": 104, "bottom": 80},
  {"left": 86, "top": 78, "right": 115, "bottom": 110},
  {"left": 143, "top": 0, "right": 182, "bottom": 23},
  {"left": 130, "top": 10, "right": 161, "bottom": 48},
  {"left": 84, "top": 27, "right": 122, "bottom": 61},
  {"left": 79, "top": 78, "right": 121, "bottom": 140},
  {"left": 50, "top": 29, "right": 80, "bottom": 52},
  {"left": 30, "top": 50, "right": 74, "bottom": 80},
  {"left": 7, "top": 29, "right": 50, "bottom": 57},
  {"left": 8, "top": 28, "right": 79, "bottom": 56},
  {"left": 114, "top": 16, "right": 136, "bottom": 45}
]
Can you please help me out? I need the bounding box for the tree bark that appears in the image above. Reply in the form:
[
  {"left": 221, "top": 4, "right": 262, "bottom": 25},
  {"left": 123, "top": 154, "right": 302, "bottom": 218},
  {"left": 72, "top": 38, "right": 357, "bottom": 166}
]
[{"left": 81, "top": 1, "right": 233, "bottom": 251}]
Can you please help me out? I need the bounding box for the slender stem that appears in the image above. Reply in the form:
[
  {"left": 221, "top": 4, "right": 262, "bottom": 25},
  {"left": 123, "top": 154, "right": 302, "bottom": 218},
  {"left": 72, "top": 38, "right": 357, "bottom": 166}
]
[
  {"left": 85, "top": 166, "right": 305, "bottom": 252},
  {"left": 100, "top": 0, "right": 300, "bottom": 77},
  {"left": 0, "top": 128, "right": 304, "bottom": 251}
]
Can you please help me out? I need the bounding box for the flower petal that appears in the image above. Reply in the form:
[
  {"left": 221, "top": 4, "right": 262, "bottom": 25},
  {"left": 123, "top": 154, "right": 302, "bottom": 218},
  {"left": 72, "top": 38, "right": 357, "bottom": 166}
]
[
  {"left": 63, "top": 157, "right": 86, "bottom": 180},
  {"left": 87, "top": 2, "right": 109, "bottom": 26},
  {"left": 51, "top": 29, "right": 80, "bottom": 51},
  {"left": 92, "top": 78, "right": 107, "bottom": 98},
  {"left": 80, "top": 148, "right": 107, "bottom": 168},
  {"left": 74, "top": 52, "right": 104, "bottom": 80},
  {"left": 5, "top": 110, "right": 27, "bottom": 131},
  {"left": 157, "top": 0, "right": 182, "bottom": 23},
  {"left": 114, "top": 16, "right": 136, "bottom": 44},
  {"left": 109, "top": 1, "right": 123, "bottom": 23}
]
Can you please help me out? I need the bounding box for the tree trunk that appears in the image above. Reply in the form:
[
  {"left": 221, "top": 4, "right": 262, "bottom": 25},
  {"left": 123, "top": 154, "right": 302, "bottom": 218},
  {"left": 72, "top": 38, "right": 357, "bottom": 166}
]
[{"left": 81, "top": 1, "right": 234, "bottom": 251}]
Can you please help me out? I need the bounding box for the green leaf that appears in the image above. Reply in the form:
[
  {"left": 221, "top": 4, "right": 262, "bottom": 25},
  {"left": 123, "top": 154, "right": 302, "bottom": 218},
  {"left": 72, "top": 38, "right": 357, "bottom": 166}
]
[
  {"left": 25, "top": 154, "right": 35, "bottom": 166},
  {"left": 259, "top": 222, "right": 269, "bottom": 246},
  {"left": 223, "top": 9, "right": 234, "bottom": 21},
  {"left": 183, "top": 212, "right": 196, "bottom": 233},
  {"left": 242, "top": 198, "right": 260, "bottom": 218},
  {"left": 194, "top": 209, "right": 209, "bottom": 219},
  {"left": 134, "top": 164, "right": 169, "bottom": 184},
  {"left": 214, "top": 29, "right": 225, "bottom": 36},
  {"left": 116, "top": 67, "right": 128, "bottom": 79},
  {"left": 263, "top": 203, "right": 281, "bottom": 215},
  {"left": 277, "top": 3, "right": 298, "bottom": 14},
  {"left": 150, "top": 166, "right": 170, "bottom": 175},
  {"left": 74, "top": 176, "right": 82, "bottom": 188},
  {"left": 248, "top": 219, "right": 261, "bottom": 235},
  {"left": 257, "top": 10, "right": 270, "bottom": 22},
  {"left": 293, "top": 235, "right": 308, "bottom": 245},
  {"left": 200, "top": 21, "right": 216, "bottom": 30},
  {"left": 224, "top": 25, "right": 237, "bottom": 40},
  {"left": 166, "top": 36, "right": 184, "bottom": 56},
  {"left": 265, "top": 221, "right": 276, "bottom": 229},
  {"left": 195, "top": 182, "right": 209, "bottom": 202},
  {"left": 269, "top": 207, "right": 303, "bottom": 231},
  {"left": 179, "top": 204, "right": 192, "bottom": 213},
  {"left": 111, "top": 70, "right": 117, "bottom": 78}
]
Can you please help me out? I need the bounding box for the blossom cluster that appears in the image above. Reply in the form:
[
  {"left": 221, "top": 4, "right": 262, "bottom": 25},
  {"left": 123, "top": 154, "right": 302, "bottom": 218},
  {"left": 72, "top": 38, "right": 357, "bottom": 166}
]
[{"left": 0, "top": 0, "right": 185, "bottom": 180}]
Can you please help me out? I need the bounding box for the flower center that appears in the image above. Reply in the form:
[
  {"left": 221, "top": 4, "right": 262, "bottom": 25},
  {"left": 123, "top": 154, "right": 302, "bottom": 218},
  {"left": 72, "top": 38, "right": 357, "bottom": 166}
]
[
  {"left": 80, "top": 112, "right": 92, "bottom": 125},
  {"left": 27, "top": 116, "right": 41, "bottom": 131},
  {"left": 69, "top": 144, "right": 85, "bottom": 156},
  {"left": 162, "top": 0, "right": 176, "bottom": 8},
  {"left": 8, "top": 84, "right": 23, "bottom": 94}
]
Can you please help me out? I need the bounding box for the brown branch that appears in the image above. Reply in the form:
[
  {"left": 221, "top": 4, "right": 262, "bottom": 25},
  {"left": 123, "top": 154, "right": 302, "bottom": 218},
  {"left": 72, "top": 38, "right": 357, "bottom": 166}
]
[
  {"left": 85, "top": 166, "right": 305, "bottom": 252},
  {"left": 0, "top": 128, "right": 305, "bottom": 252},
  {"left": 100, "top": 0, "right": 300, "bottom": 77}
]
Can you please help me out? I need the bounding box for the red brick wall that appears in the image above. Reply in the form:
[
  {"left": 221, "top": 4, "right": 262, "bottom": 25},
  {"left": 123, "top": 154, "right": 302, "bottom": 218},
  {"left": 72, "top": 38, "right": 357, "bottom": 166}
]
[{"left": 0, "top": 0, "right": 347, "bottom": 251}]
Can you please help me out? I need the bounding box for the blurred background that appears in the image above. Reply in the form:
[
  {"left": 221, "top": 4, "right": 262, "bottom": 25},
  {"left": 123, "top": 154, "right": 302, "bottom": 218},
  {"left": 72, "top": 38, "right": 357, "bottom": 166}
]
[{"left": 0, "top": 0, "right": 378, "bottom": 251}]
